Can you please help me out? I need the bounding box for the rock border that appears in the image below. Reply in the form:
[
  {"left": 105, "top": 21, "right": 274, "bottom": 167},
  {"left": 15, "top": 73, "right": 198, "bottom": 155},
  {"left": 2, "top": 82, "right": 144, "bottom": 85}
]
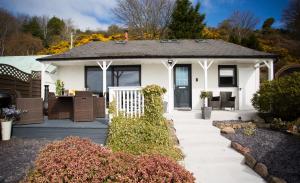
[
  {"left": 214, "top": 120, "right": 287, "bottom": 183},
  {"left": 230, "top": 141, "right": 287, "bottom": 183}
]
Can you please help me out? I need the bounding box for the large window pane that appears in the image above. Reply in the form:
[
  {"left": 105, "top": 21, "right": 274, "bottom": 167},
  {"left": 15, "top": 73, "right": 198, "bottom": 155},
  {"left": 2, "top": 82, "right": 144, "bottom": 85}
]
[
  {"left": 85, "top": 66, "right": 140, "bottom": 94},
  {"left": 113, "top": 66, "right": 140, "bottom": 86},
  {"left": 85, "top": 67, "right": 112, "bottom": 93},
  {"left": 86, "top": 67, "right": 101, "bottom": 92},
  {"left": 218, "top": 65, "right": 237, "bottom": 87}
]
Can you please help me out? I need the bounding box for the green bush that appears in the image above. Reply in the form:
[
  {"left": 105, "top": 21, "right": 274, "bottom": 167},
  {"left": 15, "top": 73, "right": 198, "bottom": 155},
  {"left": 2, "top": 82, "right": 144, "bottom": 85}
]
[
  {"left": 142, "top": 85, "right": 166, "bottom": 124},
  {"left": 106, "top": 116, "right": 183, "bottom": 160},
  {"left": 23, "top": 137, "right": 194, "bottom": 183},
  {"left": 252, "top": 73, "right": 300, "bottom": 121}
]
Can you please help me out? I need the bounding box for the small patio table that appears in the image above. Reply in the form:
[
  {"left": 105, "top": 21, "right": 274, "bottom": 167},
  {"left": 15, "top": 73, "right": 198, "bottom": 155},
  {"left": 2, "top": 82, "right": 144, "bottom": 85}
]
[{"left": 48, "top": 95, "right": 74, "bottom": 120}]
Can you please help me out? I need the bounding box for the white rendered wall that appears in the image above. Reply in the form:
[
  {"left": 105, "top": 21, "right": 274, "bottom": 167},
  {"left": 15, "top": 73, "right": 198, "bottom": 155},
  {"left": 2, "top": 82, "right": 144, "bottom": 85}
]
[
  {"left": 41, "top": 63, "right": 57, "bottom": 99},
  {"left": 141, "top": 63, "right": 169, "bottom": 102},
  {"left": 43, "top": 61, "right": 258, "bottom": 110}
]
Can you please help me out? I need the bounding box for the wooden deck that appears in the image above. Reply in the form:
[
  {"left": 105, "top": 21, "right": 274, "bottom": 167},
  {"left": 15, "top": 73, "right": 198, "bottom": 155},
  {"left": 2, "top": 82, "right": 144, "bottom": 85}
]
[{"left": 12, "top": 117, "right": 108, "bottom": 144}]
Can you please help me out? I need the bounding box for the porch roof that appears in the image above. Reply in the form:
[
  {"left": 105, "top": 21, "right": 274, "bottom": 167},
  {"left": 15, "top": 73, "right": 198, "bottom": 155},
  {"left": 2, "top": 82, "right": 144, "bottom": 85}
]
[{"left": 38, "top": 39, "right": 277, "bottom": 62}]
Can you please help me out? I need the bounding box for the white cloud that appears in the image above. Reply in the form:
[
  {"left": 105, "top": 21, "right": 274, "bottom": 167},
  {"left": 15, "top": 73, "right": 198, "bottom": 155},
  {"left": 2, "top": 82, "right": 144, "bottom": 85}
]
[{"left": 0, "top": 0, "right": 118, "bottom": 30}]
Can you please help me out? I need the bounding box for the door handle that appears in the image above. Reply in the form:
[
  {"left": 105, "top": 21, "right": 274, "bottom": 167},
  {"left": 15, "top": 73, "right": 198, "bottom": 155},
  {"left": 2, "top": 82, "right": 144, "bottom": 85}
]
[{"left": 179, "top": 86, "right": 186, "bottom": 89}]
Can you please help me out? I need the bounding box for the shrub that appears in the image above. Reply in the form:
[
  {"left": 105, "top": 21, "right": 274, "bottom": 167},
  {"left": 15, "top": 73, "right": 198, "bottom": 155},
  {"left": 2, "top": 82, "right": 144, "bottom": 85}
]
[
  {"left": 135, "top": 155, "right": 195, "bottom": 183},
  {"left": 243, "top": 125, "right": 256, "bottom": 136},
  {"left": 107, "top": 116, "right": 183, "bottom": 160},
  {"left": 270, "top": 118, "right": 288, "bottom": 131},
  {"left": 23, "top": 137, "right": 194, "bottom": 183},
  {"left": 252, "top": 73, "right": 300, "bottom": 121},
  {"left": 142, "top": 85, "right": 166, "bottom": 124}
]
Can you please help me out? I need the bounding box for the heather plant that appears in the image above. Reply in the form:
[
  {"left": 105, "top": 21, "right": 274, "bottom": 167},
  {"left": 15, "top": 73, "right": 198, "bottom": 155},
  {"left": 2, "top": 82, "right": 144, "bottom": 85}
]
[
  {"left": 23, "top": 137, "right": 194, "bottom": 183},
  {"left": 252, "top": 73, "right": 300, "bottom": 121}
]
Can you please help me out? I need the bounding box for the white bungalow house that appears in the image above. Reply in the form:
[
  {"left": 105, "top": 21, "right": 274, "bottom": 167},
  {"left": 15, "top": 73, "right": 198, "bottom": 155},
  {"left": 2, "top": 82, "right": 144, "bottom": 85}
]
[{"left": 37, "top": 39, "right": 277, "bottom": 115}]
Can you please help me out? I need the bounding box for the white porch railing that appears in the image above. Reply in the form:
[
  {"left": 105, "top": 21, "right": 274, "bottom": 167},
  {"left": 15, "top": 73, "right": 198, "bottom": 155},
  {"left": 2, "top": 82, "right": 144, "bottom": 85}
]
[{"left": 109, "top": 87, "right": 144, "bottom": 118}]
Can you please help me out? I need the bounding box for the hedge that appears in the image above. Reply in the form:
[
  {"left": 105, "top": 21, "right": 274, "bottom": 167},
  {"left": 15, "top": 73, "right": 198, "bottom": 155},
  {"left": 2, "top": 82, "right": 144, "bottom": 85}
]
[
  {"left": 106, "top": 116, "right": 183, "bottom": 160},
  {"left": 107, "top": 85, "right": 183, "bottom": 160}
]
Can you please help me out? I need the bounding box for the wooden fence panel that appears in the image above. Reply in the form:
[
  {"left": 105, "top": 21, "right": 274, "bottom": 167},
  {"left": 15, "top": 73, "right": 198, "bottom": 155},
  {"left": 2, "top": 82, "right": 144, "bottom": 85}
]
[{"left": 0, "top": 64, "right": 41, "bottom": 99}]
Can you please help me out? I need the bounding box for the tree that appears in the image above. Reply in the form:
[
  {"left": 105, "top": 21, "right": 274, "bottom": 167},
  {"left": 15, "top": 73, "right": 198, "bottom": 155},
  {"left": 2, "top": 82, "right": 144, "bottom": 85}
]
[
  {"left": 107, "top": 24, "right": 124, "bottom": 36},
  {"left": 241, "top": 34, "right": 261, "bottom": 50},
  {"left": 0, "top": 8, "right": 19, "bottom": 56},
  {"left": 5, "top": 33, "right": 43, "bottom": 55},
  {"left": 113, "top": 0, "right": 174, "bottom": 39},
  {"left": 227, "top": 11, "right": 259, "bottom": 41},
  {"left": 168, "top": 0, "right": 205, "bottom": 39},
  {"left": 262, "top": 17, "right": 275, "bottom": 31},
  {"left": 46, "top": 16, "right": 65, "bottom": 44},
  {"left": 47, "top": 17, "right": 65, "bottom": 36},
  {"left": 22, "top": 16, "right": 43, "bottom": 39},
  {"left": 282, "top": 0, "right": 300, "bottom": 39},
  {"left": 38, "top": 15, "right": 50, "bottom": 43}
]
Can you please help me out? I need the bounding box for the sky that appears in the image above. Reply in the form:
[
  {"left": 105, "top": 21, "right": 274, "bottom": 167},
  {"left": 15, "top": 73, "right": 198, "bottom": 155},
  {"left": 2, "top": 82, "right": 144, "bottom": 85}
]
[{"left": 0, "top": 0, "right": 289, "bottom": 30}]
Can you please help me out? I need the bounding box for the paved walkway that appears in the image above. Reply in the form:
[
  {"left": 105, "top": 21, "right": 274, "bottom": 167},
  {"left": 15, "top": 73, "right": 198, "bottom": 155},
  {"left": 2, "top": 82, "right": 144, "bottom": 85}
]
[{"left": 168, "top": 110, "right": 265, "bottom": 183}]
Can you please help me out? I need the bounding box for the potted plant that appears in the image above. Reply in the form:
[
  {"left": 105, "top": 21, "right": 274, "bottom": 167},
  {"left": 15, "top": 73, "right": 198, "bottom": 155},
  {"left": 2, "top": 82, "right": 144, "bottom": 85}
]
[
  {"left": 200, "top": 91, "right": 212, "bottom": 119},
  {"left": 55, "top": 80, "right": 65, "bottom": 96},
  {"left": 1, "top": 106, "right": 21, "bottom": 141}
]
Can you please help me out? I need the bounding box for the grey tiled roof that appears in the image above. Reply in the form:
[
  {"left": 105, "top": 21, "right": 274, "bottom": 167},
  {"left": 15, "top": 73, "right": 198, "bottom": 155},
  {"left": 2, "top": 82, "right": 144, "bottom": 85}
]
[{"left": 38, "top": 39, "right": 276, "bottom": 61}]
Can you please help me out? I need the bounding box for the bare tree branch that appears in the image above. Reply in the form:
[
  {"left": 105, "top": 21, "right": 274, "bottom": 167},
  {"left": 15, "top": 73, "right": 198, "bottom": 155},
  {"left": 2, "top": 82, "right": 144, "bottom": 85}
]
[{"left": 113, "top": 0, "right": 175, "bottom": 39}]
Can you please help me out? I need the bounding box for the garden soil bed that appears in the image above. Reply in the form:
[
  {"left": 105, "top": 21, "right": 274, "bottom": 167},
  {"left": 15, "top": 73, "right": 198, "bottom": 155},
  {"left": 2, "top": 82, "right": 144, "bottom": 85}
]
[
  {"left": 0, "top": 137, "right": 51, "bottom": 183},
  {"left": 222, "top": 128, "right": 300, "bottom": 183}
]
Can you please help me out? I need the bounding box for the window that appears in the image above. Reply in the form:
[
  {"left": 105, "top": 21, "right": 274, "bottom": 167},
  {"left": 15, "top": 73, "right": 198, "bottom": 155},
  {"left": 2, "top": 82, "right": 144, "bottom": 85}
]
[
  {"left": 218, "top": 65, "right": 237, "bottom": 87},
  {"left": 112, "top": 66, "right": 140, "bottom": 86},
  {"left": 85, "top": 65, "right": 141, "bottom": 94}
]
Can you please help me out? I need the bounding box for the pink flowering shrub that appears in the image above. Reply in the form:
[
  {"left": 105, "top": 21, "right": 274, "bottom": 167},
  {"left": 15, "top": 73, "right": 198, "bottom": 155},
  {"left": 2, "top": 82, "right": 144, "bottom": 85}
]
[{"left": 23, "top": 137, "right": 195, "bottom": 183}]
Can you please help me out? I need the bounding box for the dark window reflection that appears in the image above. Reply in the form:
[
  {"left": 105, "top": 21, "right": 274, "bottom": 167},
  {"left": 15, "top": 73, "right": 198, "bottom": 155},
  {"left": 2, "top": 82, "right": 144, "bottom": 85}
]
[{"left": 85, "top": 66, "right": 140, "bottom": 94}]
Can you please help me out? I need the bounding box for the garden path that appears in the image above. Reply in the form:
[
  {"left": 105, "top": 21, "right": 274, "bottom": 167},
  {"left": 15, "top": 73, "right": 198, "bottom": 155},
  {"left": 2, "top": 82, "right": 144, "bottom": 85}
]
[{"left": 167, "top": 110, "right": 265, "bottom": 183}]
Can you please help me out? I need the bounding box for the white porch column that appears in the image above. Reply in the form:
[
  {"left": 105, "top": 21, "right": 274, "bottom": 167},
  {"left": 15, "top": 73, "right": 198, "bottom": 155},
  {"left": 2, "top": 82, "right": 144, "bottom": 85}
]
[
  {"left": 198, "top": 59, "right": 214, "bottom": 107},
  {"left": 263, "top": 60, "right": 274, "bottom": 81},
  {"left": 162, "top": 60, "right": 177, "bottom": 113},
  {"left": 254, "top": 63, "right": 260, "bottom": 91},
  {"left": 41, "top": 63, "right": 50, "bottom": 99},
  {"left": 268, "top": 60, "right": 274, "bottom": 81},
  {"left": 97, "top": 60, "right": 112, "bottom": 113}
]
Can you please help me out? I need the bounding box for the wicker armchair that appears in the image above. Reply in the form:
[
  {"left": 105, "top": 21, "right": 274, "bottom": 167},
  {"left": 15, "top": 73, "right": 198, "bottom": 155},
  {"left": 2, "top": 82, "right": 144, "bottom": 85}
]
[
  {"left": 220, "top": 92, "right": 236, "bottom": 110},
  {"left": 208, "top": 96, "right": 221, "bottom": 109},
  {"left": 15, "top": 91, "right": 43, "bottom": 124},
  {"left": 48, "top": 92, "right": 59, "bottom": 119},
  {"left": 73, "top": 91, "right": 94, "bottom": 122},
  {"left": 93, "top": 96, "right": 105, "bottom": 119}
]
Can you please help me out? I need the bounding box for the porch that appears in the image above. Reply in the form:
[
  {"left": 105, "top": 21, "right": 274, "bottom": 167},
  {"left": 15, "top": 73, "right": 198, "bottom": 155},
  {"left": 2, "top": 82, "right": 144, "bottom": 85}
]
[
  {"left": 12, "top": 117, "right": 108, "bottom": 144},
  {"left": 166, "top": 109, "right": 260, "bottom": 121},
  {"left": 41, "top": 58, "right": 274, "bottom": 114}
]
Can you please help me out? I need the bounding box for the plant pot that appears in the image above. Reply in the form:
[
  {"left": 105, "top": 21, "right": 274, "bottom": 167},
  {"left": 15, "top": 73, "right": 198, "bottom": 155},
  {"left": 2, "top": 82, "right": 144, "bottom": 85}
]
[
  {"left": 1, "top": 120, "right": 12, "bottom": 141},
  {"left": 201, "top": 107, "right": 212, "bottom": 119}
]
